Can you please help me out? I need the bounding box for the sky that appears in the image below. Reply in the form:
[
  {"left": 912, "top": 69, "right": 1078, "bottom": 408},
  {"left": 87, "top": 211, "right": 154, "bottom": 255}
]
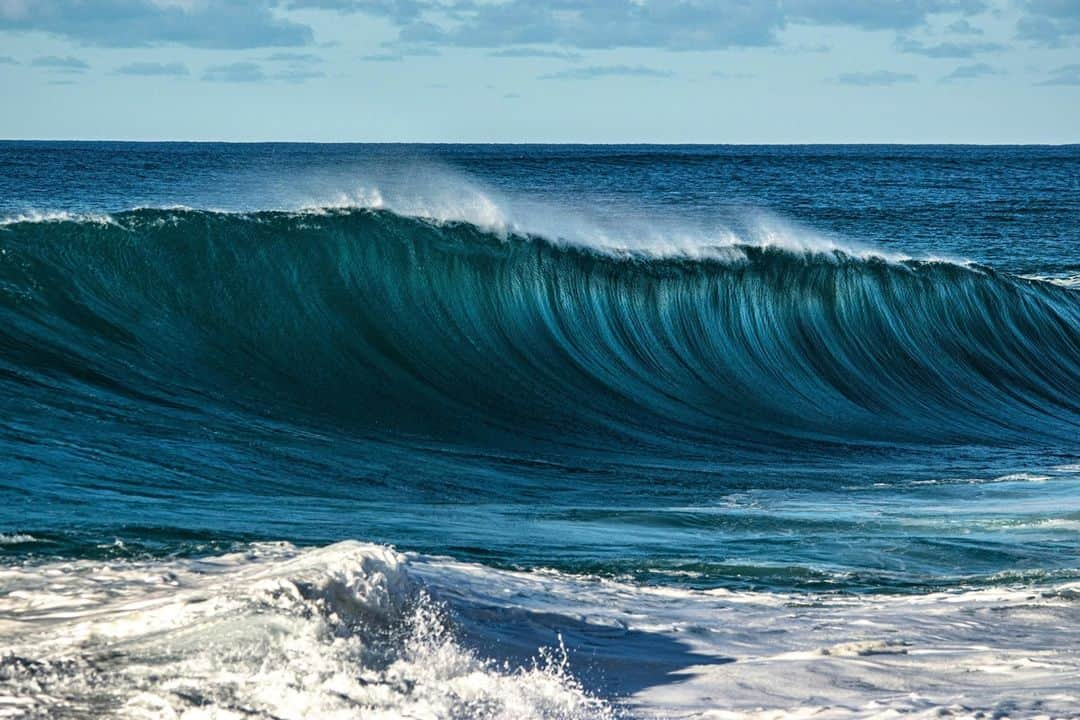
[{"left": 0, "top": 0, "right": 1077, "bottom": 143}]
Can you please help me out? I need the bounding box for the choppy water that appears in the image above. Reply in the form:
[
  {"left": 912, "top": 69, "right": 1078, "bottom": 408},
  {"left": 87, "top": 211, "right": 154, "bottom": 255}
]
[{"left": 1, "top": 143, "right": 1078, "bottom": 718}]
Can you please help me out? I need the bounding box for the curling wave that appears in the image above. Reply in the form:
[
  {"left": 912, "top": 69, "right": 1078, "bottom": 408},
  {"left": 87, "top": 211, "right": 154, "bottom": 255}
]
[{"left": 1, "top": 207, "right": 1078, "bottom": 456}]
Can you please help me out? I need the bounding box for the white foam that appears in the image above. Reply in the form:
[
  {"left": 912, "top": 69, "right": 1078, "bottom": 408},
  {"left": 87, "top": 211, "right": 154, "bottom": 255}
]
[
  {"left": 0, "top": 542, "right": 611, "bottom": 720},
  {"left": 1020, "top": 272, "right": 1080, "bottom": 288},
  {"left": 912, "top": 469, "right": 1063, "bottom": 486},
  {"left": 412, "top": 551, "right": 1080, "bottom": 719},
  {"left": 278, "top": 164, "right": 949, "bottom": 264},
  {"left": 993, "top": 472, "right": 1052, "bottom": 483},
  {"left": 1, "top": 166, "right": 981, "bottom": 270},
  {"left": 3, "top": 541, "right": 1078, "bottom": 718},
  {"left": 0, "top": 209, "right": 117, "bottom": 226},
  {"left": 1016, "top": 518, "right": 1080, "bottom": 531}
]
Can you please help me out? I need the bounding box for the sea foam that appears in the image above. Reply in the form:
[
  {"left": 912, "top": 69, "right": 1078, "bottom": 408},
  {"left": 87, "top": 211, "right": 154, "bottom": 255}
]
[
  {"left": 0, "top": 542, "right": 611, "bottom": 720},
  {"left": 6, "top": 541, "right": 1077, "bottom": 718}
]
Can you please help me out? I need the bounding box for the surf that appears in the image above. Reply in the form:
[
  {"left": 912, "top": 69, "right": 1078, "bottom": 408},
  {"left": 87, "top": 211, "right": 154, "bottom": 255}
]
[{"left": 2, "top": 539, "right": 1078, "bottom": 719}]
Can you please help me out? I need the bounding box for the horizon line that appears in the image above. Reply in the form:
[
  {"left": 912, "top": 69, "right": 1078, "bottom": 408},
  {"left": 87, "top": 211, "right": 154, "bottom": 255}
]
[{"left": 1, "top": 138, "right": 1078, "bottom": 147}]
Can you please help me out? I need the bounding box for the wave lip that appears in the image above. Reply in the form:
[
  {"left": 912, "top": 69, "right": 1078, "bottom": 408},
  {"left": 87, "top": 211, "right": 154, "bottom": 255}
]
[{"left": 1, "top": 206, "right": 1078, "bottom": 454}]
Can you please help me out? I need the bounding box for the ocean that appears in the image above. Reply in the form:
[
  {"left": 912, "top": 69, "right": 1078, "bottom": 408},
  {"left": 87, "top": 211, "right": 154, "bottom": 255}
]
[{"left": 1, "top": 142, "right": 1078, "bottom": 718}]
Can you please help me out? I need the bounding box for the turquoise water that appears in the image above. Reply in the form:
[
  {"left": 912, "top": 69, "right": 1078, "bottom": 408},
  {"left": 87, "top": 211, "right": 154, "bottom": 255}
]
[{"left": 1, "top": 143, "right": 1078, "bottom": 717}]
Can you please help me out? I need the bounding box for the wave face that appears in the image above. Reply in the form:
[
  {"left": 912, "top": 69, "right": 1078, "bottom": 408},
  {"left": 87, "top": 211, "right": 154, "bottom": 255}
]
[{"left": 2, "top": 207, "right": 1078, "bottom": 455}]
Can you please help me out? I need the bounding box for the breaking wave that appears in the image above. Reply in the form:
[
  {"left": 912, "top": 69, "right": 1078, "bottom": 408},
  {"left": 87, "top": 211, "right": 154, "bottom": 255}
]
[
  {"left": 1, "top": 207, "right": 1077, "bottom": 456},
  {"left": 0, "top": 541, "right": 612, "bottom": 719}
]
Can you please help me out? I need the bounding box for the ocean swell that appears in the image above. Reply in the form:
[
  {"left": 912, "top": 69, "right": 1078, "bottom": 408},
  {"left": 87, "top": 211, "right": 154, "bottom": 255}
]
[{"left": 1, "top": 207, "right": 1078, "bottom": 455}]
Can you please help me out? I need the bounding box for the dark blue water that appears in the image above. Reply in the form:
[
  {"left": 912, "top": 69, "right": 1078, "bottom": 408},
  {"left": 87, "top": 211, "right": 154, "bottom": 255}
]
[{"left": 2, "top": 142, "right": 1078, "bottom": 594}]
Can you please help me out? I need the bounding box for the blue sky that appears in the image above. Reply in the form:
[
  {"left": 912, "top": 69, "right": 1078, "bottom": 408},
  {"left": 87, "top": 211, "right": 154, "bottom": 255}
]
[{"left": 0, "top": 0, "right": 1077, "bottom": 142}]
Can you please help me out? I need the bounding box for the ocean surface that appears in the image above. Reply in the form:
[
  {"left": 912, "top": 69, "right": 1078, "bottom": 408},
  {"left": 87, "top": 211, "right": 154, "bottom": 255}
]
[{"left": 1, "top": 142, "right": 1078, "bottom": 719}]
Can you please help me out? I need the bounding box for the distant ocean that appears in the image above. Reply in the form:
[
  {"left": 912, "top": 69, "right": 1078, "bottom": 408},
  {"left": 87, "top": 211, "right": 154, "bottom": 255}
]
[{"left": 1, "top": 143, "right": 1078, "bottom": 718}]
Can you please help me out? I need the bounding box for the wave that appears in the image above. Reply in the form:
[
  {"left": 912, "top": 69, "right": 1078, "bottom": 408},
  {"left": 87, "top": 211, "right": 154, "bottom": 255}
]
[
  {"left": 0, "top": 541, "right": 612, "bottom": 719},
  {"left": 2, "top": 539, "right": 1078, "bottom": 719},
  {"left": 1, "top": 207, "right": 1078, "bottom": 456}
]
